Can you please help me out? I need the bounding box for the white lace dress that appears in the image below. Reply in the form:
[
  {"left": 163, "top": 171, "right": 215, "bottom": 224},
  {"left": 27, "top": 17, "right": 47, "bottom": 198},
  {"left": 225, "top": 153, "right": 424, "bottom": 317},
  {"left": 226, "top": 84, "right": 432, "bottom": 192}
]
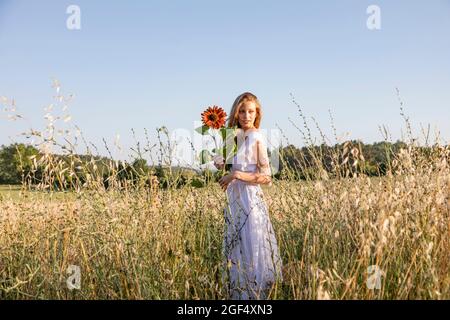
[{"left": 222, "top": 129, "right": 283, "bottom": 300}]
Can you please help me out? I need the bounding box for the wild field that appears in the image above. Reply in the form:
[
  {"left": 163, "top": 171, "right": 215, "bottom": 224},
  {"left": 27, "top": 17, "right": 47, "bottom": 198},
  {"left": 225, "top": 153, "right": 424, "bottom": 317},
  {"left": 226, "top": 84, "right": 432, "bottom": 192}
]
[
  {"left": 0, "top": 147, "right": 449, "bottom": 299},
  {"left": 0, "top": 87, "right": 449, "bottom": 299}
]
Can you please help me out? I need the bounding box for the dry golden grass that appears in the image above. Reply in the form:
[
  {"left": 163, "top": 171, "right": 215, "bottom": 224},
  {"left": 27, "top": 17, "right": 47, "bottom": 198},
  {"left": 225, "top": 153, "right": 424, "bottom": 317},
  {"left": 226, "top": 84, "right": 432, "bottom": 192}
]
[
  {"left": 1, "top": 147, "right": 448, "bottom": 299},
  {"left": 1, "top": 84, "right": 449, "bottom": 299}
]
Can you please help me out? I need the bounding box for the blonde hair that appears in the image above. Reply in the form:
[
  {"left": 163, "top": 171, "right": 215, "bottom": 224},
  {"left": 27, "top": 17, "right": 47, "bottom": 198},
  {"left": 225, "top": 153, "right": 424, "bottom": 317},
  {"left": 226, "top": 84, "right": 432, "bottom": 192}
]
[{"left": 228, "top": 92, "right": 262, "bottom": 128}]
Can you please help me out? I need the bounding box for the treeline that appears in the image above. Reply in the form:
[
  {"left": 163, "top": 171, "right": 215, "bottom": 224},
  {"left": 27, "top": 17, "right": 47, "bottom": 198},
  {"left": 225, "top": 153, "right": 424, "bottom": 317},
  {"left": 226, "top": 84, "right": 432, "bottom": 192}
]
[
  {"left": 0, "top": 140, "right": 443, "bottom": 189},
  {"left": 274, "top": 140, "right": 409, "bottom": 180},
  {"left": 0, "top": 143, "right": 201, "bottom": 190}
]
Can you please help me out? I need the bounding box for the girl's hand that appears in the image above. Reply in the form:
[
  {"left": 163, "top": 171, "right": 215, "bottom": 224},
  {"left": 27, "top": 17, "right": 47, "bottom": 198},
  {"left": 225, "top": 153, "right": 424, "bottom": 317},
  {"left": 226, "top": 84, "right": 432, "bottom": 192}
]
[
  {"left": 213, "top": 155, "right": 225, "bottom": 170},
  {"left": 218, "top": 171, "right": 236, "bottom": 191}
]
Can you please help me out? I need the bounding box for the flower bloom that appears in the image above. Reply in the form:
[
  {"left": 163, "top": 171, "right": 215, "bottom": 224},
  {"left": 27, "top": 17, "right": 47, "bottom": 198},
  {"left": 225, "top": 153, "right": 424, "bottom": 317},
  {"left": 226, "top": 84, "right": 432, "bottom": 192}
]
[{"left": 201, "top": 105, "right": 227, "bottom": 129}]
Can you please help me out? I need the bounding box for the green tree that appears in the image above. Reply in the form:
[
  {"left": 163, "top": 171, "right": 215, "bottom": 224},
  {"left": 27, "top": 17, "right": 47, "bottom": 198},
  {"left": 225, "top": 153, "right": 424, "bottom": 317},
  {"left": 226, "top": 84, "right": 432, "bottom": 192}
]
[{"left": 0, "top": 143, "right": 39, "bottom": 184}]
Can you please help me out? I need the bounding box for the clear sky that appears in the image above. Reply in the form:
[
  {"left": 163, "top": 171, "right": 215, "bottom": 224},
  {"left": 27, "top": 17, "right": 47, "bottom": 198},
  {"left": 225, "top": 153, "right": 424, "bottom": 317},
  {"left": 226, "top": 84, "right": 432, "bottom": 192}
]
[{"left": 1, "top": 0, "right": 449, "bottom": 164}]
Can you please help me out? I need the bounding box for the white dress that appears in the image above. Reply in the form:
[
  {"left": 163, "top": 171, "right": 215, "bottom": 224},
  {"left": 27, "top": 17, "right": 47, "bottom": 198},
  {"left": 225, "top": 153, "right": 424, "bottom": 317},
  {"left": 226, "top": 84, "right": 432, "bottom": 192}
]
[{"left": 222, "top": 129, "right": 283, "bottom": 300}]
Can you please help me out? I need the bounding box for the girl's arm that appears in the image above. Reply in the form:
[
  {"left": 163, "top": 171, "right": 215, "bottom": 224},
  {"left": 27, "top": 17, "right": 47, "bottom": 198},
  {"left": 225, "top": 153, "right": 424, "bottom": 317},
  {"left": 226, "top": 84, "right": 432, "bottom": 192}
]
[
  {"left": 233, "top": 138, "right": 272, "bottom": 186},
  {"left": 233, "top": 170, "right": 271, "bottom": 185}
]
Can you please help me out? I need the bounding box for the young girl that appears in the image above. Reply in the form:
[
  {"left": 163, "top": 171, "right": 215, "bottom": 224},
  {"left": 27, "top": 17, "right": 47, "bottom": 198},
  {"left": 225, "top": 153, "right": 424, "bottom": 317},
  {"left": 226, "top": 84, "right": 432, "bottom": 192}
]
[{"left": 215, "top": 92, "right": 283, "bottom": 299}]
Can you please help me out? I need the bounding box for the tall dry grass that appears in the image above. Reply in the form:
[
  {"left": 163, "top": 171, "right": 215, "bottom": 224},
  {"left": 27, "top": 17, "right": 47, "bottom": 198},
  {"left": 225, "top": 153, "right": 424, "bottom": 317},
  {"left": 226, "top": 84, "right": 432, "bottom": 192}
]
[{"left": 0, "top": 83, "right": 449, "bottom": 299}]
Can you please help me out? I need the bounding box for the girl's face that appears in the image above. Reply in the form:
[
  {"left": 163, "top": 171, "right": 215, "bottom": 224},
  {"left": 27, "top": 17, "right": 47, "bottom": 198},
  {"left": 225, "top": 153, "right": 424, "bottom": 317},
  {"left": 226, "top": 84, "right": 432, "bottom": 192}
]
[{"left": 238, "top": 101, "right": 257, "bottom": 130}]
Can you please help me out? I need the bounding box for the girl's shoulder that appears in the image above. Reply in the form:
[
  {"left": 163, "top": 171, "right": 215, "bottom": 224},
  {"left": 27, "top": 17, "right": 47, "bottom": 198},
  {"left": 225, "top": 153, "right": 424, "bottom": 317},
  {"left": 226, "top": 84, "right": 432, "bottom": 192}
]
[
  {"left": 244, "top": 129, "right": 265, "bottom": 145},
  {"left": 244, "top": 128, "right": 260, "bottom": 136}
]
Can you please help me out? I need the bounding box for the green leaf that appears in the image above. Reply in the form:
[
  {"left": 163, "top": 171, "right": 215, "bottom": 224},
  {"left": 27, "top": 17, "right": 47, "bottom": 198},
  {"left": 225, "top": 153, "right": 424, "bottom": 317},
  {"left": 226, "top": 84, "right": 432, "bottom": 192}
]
[
  {"left": 224, "top": 143, "right": 237, "bottom": 163},
  {"left": 212, "top": 147, "right": 223, "bottom": 158},
  {"left": 219, "top": 127, "right": 237, "bottom": 141},
  {"left": 219, "top": 128, "right": 227, "bottom": 141},
  {"left": 220, "top": 128, "right": 237, "bottom": 162},
  {"left": 198, "top": 149, "right": 212, "bottom": 165},
  {"left": 195, "top": 125, "right": 210, "bottom": 135}
]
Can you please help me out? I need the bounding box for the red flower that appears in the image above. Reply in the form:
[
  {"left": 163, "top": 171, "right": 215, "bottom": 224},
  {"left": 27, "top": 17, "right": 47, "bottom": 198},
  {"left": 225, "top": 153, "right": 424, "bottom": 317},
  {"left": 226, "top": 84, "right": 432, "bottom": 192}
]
[{"left": 201, "top": 105, "right": 227, "bottom": 129}]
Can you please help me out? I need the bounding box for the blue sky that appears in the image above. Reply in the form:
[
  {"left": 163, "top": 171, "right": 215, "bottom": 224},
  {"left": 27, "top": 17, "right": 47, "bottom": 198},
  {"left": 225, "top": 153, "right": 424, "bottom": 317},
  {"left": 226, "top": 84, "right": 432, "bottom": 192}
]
[{"left": 1, "top": 0, "right": 449, "bottom": 163}]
